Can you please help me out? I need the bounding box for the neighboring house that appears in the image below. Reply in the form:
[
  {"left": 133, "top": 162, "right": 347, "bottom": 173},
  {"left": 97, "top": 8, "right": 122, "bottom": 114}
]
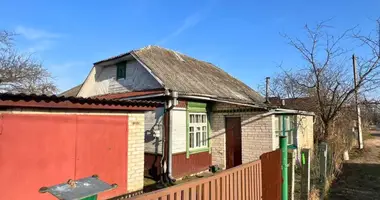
[
  {"left": 59, "top": 84, "right": 82, "bottom": 97},
  {"left": 269, "top": 97, "right": 317, "bottom": 112},
  {"left": 0, "top": 93, "right": 160, "bottom": 200},
  {"left": 63, "top": 45, "right": 314, "bottom": 180}
]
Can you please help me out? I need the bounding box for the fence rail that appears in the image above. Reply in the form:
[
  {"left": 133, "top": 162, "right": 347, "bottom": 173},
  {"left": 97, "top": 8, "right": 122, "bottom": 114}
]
[{"left": 130, "top": 160, "right": 263, "bottom": 200}]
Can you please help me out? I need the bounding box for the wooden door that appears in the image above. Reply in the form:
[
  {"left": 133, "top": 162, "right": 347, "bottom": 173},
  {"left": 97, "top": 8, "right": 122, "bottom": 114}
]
[{"left": 225, "top": 117, "right": 242, "bottom": 169}]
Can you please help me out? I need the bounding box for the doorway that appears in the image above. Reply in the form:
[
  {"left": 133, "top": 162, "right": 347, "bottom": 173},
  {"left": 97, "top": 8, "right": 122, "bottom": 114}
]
[{"left": 225, "top": 117, "right": 242, "bottom": 169}]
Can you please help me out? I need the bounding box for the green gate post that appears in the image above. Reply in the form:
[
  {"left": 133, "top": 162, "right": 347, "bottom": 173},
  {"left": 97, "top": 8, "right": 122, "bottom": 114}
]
[
  {"left": 280, "top": 114, "right": 288, "bottom": 200},
  {"left": 280, "top": 136, "right": 288, "bottom": 200},
  {"left": 81, "top": 195, "right": 97, "bottom": 200}
]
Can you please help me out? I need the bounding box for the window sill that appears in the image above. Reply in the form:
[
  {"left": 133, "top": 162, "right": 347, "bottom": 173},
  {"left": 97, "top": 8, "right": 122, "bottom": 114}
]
[{"left": 189, "top": 147, "right": 209, "bottom": 155}]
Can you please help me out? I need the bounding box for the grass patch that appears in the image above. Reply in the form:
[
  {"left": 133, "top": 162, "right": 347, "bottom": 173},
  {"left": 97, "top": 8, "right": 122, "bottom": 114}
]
[
  {"left": 349, "top": 148, "right": 365, "bottom": 160},
  {"left": 363, "top": 131, "right": 375, "bottom": 140},
  {"left": 144, "top": 177, "right": 157, "bottom": 187}
]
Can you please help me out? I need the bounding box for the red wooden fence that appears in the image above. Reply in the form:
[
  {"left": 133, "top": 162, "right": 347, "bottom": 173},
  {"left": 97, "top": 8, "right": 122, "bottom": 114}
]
[
  {"left": 260, "top": 149, "right": 282, "bottom": 200},
  {"left": 130, "top": 160, "right": 262, "bottom": 200}
]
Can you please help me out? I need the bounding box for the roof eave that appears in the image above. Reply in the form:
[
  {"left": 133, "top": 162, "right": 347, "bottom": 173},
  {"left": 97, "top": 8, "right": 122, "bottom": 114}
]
[
  {"left": 93, "top": 51, "right": 133, "bottom": 65},
  {"left": 272, "top": 108, "right": 315, "bottom": 116}
]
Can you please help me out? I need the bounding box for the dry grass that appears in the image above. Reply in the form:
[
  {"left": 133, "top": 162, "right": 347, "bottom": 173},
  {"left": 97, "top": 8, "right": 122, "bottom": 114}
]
[
  {"left": 309, "top": 187, "right": 320, "bottom": 200},
  {"left": 328, "top": 130, "right": 380, "bottom": 199}
]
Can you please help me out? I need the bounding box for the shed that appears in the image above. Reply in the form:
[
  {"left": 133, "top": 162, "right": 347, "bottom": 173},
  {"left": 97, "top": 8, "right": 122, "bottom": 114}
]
[{"left": 0, "top": 93, "right": 161, "bottom": 200}]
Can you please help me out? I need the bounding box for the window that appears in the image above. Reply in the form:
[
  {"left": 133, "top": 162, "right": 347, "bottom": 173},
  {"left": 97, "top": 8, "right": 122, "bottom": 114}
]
[
  {"left": 189, "top": 113, "right": 208, "bottom": 150},
  {"left": 275, "top": 115, "right": 297, "bottom": 145},
  {"left": 116, "top": 62, "right": 126, "bottom": 80}
]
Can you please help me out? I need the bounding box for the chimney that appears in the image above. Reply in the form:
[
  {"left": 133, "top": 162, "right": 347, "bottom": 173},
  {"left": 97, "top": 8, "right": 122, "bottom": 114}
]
[{"left": 265, "top": 77, "right": 270, "bottom": 103}]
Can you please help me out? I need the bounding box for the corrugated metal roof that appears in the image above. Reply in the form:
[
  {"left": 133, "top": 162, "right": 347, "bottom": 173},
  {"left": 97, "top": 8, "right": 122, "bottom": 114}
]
[{"left": 0, "top": 93, "right": 161, "bottom": 111}]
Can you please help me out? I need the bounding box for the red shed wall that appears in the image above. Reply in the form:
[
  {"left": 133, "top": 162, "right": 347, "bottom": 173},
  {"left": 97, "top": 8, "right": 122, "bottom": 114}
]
[{"left": 0, "top": 113, "right": 129, "bottom": 200}]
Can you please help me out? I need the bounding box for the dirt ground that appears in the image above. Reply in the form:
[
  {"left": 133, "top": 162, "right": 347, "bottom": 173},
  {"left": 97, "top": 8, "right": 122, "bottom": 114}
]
[{"left": 328, "top": 129, "right": 380, "bottom": 200}]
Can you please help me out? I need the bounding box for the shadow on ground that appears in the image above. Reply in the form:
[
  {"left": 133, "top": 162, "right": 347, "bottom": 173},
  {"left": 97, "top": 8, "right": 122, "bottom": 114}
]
[
  {"left": 328, "top": 163, "right": 380, "bottom": 200},
  {"left": 370, "top": 133, "right": 380, "bottom": 137}
]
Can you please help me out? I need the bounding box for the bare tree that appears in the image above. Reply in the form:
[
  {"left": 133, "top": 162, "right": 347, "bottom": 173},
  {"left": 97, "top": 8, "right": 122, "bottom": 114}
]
[
  {"left": 0, "top": 30, "right": 57, "bottom": 94},
  {"left": 272, "top": 19, "right": 380, "bottom": 139},
  {"left": 259, "top": 68, "right": 313, "bottom": 99}
]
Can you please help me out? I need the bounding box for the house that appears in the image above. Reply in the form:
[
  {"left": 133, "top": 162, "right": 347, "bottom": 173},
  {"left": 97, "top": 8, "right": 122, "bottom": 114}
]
[
  {"left": 64, "top": 45, "right": 314, "bottom": 180},
  {"left": 0, "top": 93, "right": 161, "bottom": 200}
]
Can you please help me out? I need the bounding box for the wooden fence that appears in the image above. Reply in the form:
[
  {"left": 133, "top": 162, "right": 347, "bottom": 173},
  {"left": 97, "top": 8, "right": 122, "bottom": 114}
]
[
  {"left": 260, "top": 149, "right": 282, "bottom": 200},
  {"left": 130, "top": 160, "right": 262, "bottom": 200},
  {"left": 129, "top": 149, "right": 281, "bottom": 200}
]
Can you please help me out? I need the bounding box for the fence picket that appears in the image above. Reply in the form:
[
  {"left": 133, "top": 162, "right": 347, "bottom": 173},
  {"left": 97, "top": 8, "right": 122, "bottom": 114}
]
[
  {"left": 203, "top": 182, "right": 209, "bottom": 200},
  {"left": 235, "top": 170, "right": 241, "bottom": 200},
  {"left": 128, "top": 149, "right": 281, "bottom": 200},
  {"left": 210, "top": 178, "right": 216, "bottom": 200},
  {"left": 242, "top": 168, "right": 246, "bottom": 200},
  {"left": 220, "top": 176, "right": 227, "bottom": 200},
  {"left": 183, "top": 188, "right": 189, "bottom": 200}
]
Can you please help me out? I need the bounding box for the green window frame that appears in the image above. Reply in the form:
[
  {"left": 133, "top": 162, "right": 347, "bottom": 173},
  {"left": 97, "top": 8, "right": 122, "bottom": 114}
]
[
  {"left": 275, "top": 115, "right": 297, "bottom": 146},
  {"left": 116, "top": 62, "right": 126, "bottom": 80},
  {"left": 186, "top": 102, "right": 210, "bottom": 158}
]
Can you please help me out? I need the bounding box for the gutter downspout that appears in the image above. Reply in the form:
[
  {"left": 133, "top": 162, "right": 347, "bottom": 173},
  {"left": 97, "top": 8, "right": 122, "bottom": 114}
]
[
  {"left": 168, "top": 91, "right": 178, "bottom": 183},
  {"left": 160, "top": 108, "right": 167, "bottom": 183},
  {"left": 161, "top": 90, "right": 178, "bottom": 184}
]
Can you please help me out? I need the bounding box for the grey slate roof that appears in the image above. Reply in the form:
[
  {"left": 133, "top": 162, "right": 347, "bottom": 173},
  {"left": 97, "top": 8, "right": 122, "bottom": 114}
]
[
  {"left": 59, "top": 84, "right": 82, "bottom": 97},
  {"left": 131, "top": 46, "right": 266, "bottom": 105}
]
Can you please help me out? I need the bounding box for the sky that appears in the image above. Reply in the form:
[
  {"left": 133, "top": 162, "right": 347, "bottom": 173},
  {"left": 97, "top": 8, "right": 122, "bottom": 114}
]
[{"left": 1, "top": 0, "right": 380, "bottom": 93}]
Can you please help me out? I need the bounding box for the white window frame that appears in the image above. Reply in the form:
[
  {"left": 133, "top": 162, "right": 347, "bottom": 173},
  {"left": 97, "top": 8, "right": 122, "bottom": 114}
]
[{"left": 188, "top": 112, "right": 208, "bottom": 151}]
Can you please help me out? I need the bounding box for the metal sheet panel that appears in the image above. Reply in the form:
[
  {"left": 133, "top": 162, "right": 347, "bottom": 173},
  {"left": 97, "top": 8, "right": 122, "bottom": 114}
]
[{"left": 44, "top": 176, "right": 115, "bottom": 200}]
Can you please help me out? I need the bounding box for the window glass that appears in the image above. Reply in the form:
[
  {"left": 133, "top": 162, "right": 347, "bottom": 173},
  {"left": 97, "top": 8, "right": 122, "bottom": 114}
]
[
  {"left": 190, "top": 132, "right": 194, "bottom": 148},
  {"left": 202, "top": 115, "right": 206, "bottom": 123},
  {"left": 188, "top": 113, "right": 208, "bottom": 150},
  {"left": 116, "top": 62, "right": 126, "bottom": 79},
  {"left": 196, "top": 132, "right": 200, "bottom": 146}
]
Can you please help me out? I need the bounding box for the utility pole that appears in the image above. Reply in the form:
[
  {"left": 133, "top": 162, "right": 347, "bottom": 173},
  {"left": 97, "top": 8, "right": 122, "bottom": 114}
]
[{"left": 352, "top": 54, "right": 364, "bottom": 149}]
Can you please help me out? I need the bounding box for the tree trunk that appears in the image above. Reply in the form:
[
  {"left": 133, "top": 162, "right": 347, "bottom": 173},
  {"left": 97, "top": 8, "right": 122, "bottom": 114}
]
[{"left": 323, "top": 120, "right": 330, "bottom": 140}]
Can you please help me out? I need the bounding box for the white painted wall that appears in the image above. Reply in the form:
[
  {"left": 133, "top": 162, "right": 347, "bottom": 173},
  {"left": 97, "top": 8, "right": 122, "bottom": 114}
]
[
  {"left": 78, "top": 60, "right": 162, "bottom": 98},
  {"left": 171, "top": 108, "right": 187, "bottom": 154},
  {"left": 144, "top": 107, "right": 164, "bottom": 154},
  {"left": 272, "top": 115, "right": 280, "bottom": 150},
  {"left": 296, "top": 115, "right": 314, "bottom": 150},
  {"left": 144, "top": 107, "right": 188, "bottom": 154},
  {"left": 77, "top": 66, "right": 99, "bottom": 97}
]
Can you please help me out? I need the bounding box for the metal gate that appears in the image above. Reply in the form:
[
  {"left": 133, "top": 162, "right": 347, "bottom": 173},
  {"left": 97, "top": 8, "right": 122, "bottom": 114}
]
[
  {"left": 0, "top": 114, "right": 129, "bottom": 200},
  {"left": 260, "top": 149, "right": 282, "bottom": 200}
]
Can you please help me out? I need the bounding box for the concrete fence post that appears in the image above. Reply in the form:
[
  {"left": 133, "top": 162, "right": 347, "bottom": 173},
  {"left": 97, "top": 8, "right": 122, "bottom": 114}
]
[
  {"left": 300, "top": 148, "right": 311, "bottom": 200},
  {"left": 288, "top": 149, "right": 296, "bottom": 200},
  {"left": 319, "top": 142, "right": 328, "bottom": 198},
  {"left": 319, "top": 142, "right": 328, "bottom": 181}
]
